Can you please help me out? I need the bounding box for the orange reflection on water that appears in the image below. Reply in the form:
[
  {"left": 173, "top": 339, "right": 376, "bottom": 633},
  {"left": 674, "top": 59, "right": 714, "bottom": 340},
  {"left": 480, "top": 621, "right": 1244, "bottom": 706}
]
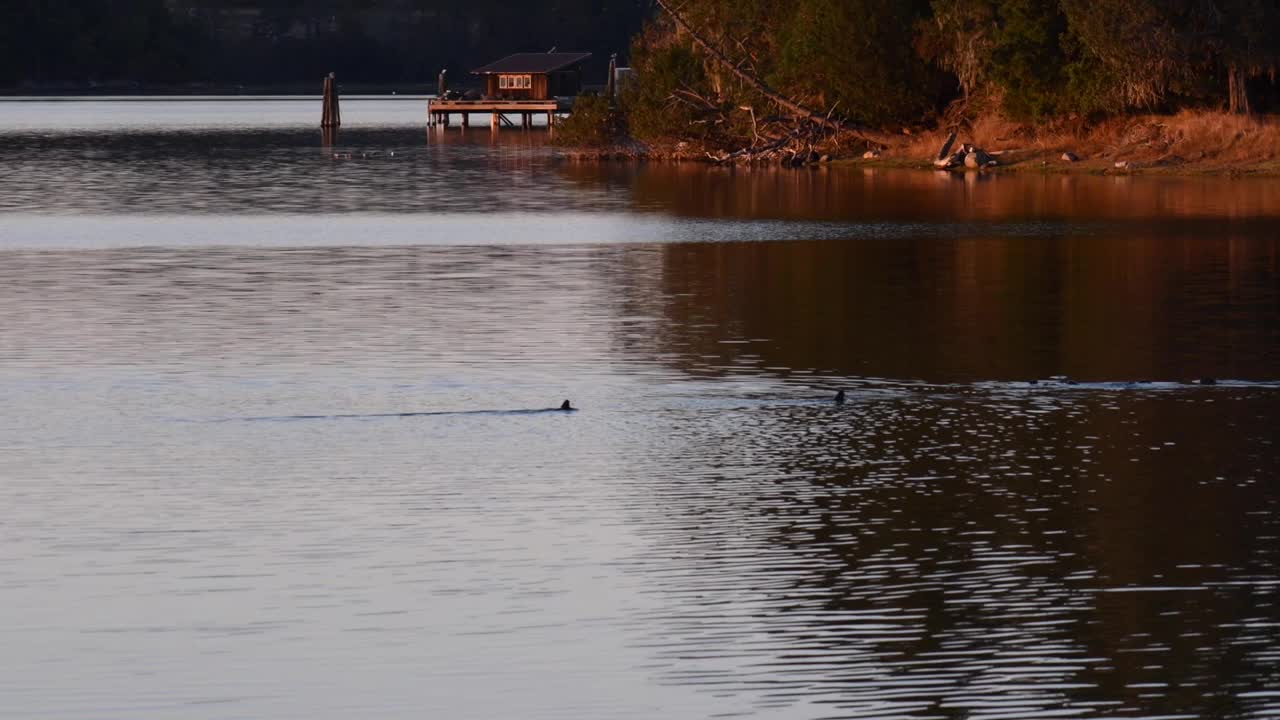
[
  {"left": 641, "top": 234, "right": 1279, "bottom": 382},
  {"left": 560, "top": 164, "right": 1280, "bottom": 222}
]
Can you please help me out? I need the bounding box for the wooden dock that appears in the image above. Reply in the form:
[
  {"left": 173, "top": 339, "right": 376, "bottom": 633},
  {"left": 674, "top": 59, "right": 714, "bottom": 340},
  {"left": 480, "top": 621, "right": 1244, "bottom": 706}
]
[{"left": 427, "top": 98, "right": 574, "bottom": 130}]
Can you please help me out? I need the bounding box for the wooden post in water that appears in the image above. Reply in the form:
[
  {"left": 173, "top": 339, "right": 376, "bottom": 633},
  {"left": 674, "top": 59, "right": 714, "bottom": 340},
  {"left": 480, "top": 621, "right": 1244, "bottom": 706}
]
[
  {"left": 491, "top": 112, "right": 500, "bottom": 131},
  {"left": 321, "top": 72, "right": 341, "bottom": 128},
  {"left": 321, "top": 76, "right": 331, "bottom": 127}
]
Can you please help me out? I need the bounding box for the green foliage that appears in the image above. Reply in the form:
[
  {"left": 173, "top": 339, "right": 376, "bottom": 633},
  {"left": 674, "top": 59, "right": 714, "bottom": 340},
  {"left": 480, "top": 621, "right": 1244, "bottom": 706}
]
[
  {"left": 987, "top": 0, "right": 1067, "bottom": 120},
  {"left": 1057, "top": 37, "right": 1116, "bottom": 116},
  {"left": 553, "top": 94, "right": 626, "bottom": 146},
  {"left": 622, "top": 30, "right": 713, "bottom": 140},
  {"left": 770, "top": 0, "right": 937, "bottom": 125},
  {"left": 918, "top": 0, "right": 998, "bottom": 97},
  {"left": 613, "top": 0, "right": 1280, "bottom": 137}
]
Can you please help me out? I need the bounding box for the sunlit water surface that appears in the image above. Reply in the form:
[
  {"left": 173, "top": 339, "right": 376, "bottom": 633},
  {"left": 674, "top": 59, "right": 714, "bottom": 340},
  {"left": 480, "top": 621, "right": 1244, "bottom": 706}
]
[{"left": 2, "top": 99, "right": 1279, "bottom": 720}]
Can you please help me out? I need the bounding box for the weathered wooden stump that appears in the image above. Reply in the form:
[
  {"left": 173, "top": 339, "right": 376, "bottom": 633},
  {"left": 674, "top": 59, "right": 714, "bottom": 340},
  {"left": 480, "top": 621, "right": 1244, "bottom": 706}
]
[{"left": 321, "top": 73, "right": 341, "bottom": 128}]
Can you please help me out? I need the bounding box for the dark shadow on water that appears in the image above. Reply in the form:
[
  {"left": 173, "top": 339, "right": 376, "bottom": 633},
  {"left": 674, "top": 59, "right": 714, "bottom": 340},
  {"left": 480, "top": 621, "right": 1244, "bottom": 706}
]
[{"left": 620, "top": 235, "right": 1280, "bottom": 383}]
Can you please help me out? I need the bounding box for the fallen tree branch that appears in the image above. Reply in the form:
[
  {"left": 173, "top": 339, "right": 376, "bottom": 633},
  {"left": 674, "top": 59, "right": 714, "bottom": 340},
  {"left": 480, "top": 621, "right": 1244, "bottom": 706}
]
[
  {"left": 652, "top": 0, "right": 899, "bottom": 147},
  {"left": 673, "top": 86, "right": 720, "bottom": 111},
  {"left": 706, "top": 126, "right": 808, "bottom": 164}
]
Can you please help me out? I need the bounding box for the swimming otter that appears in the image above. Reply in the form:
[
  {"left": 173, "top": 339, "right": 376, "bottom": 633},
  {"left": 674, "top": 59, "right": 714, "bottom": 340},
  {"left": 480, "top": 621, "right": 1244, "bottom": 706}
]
[
  {"left": 834, "top": 390, "right": 846, "bottom": 404},
  {"left": 560, "top": 400, "right": 574, "bottom": 411}
]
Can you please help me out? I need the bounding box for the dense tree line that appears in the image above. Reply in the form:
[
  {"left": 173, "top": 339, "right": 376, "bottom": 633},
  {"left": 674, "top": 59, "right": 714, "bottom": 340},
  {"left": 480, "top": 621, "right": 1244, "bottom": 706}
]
[
  {"left": 0, "top": 0, "right": 644, "bottom": 89},
  {"left": 625, "top": 0, "right": 1280, "bottom": 139},
  {"left": 5, "top": 0, "right": 1277, "bottom": 128}
]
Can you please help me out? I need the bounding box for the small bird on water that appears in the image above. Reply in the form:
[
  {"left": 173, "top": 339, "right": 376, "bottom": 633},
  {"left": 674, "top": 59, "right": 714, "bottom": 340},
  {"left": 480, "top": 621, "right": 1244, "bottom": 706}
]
[{"left": 834, "top": 390, "right": 846, "bottom": 404}]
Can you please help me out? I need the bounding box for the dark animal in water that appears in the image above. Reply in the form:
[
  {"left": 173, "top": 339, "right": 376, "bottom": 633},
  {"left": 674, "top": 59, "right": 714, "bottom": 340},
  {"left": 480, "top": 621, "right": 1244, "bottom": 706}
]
[
  {"left": 1198, "top": 377, "right": 1218, "bottom": 385},
  {"left": 834, "top": 390, "right": 846, "bottom": 404},
  {"left": 560, "top": 400, "right": 574, "bottom": 411}
]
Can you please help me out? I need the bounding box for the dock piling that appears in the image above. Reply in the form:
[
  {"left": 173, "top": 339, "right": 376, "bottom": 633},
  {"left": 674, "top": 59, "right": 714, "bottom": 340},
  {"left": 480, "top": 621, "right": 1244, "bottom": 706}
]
[
  {"left": 321, "top": 72, "right": 341, "bottom": 128},
  {"left": 321, "top": 76, "right": 330, "bottom": 127}
]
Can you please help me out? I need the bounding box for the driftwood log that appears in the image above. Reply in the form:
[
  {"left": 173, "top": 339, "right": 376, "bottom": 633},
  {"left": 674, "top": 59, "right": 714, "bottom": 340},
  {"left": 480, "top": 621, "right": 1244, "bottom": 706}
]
[
  {"left": 934, "top": 130, "right": 958, "bottom": 166},
  {"left": 934, "top": 138, "right": 999, "bottom": 170}
]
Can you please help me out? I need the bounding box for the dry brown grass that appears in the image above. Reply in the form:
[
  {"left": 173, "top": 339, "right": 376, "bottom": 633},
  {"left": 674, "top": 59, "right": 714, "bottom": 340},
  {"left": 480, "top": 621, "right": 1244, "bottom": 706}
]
[{"left": 878, "top": 110, "right": 1280, "bottom": 175}]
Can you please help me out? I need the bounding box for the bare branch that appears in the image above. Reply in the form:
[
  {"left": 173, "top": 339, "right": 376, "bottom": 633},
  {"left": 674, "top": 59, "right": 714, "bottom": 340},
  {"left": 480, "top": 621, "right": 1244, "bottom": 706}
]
[{"left": 651, "top": 0, "right": 898, "bottom": 147}]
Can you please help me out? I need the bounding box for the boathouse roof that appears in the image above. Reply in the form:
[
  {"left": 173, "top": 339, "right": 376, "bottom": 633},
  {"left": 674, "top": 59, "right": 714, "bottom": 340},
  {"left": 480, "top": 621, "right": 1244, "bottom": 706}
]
[{"left": 471, "top": 52, "right": 592, "bottom": 75}]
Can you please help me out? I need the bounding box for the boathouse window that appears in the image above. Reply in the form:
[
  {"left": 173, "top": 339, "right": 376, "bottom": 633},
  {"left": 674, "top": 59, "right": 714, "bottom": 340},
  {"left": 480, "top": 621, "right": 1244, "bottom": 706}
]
[{"left": 498, "top": 75, "right": 531, "bottom": 90}]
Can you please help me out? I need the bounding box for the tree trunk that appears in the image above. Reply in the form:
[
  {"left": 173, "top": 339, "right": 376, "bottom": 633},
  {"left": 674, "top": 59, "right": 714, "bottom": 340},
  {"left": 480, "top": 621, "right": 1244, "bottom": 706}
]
[
  {"left": 651, "top": 0, "right": 898, "bottom": 147},
  {"left": 1229, "top": 64, "right": 1251, "bottom": 115}
]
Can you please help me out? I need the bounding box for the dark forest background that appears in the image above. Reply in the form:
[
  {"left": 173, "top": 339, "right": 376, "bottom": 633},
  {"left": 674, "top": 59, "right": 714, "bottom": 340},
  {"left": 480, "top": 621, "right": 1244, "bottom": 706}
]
[{"left": 0, "top": 1, "right": 646, "bottom": 90}]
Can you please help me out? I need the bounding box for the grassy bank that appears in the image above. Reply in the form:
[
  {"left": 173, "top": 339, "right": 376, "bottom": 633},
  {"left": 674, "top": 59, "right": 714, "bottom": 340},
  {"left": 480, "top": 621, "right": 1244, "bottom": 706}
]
[
  {"left": 883, "top": 110, "right": 1280, "bottom": 176},
  {"left": 559, "top": 110, "right": 1280, "bottom": 177}
]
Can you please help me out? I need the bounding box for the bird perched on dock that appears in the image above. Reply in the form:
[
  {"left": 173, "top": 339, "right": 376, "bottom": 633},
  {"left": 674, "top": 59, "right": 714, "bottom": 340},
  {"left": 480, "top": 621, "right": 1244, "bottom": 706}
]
[{"left": 834, "top": 390, "right": 846, "bottom": 405}]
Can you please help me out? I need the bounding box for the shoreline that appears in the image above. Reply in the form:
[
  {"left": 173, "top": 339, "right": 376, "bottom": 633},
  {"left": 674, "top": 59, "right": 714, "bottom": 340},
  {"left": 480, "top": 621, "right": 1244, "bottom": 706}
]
[
  {"left": 558, "top": 146, "right": 1280, "bottom": 178},
  {"left": 558, "top": 109, "right": 1280, "bottom": 178},
  {"left": 4, "top": 94, "right": 1275, "bottom": 177}
]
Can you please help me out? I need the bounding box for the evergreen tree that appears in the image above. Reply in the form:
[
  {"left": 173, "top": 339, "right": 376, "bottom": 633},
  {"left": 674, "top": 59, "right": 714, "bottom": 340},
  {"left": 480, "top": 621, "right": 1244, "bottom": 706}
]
[
  {"left": 987, "top": 0, "right": 1067, "bottom": 119},
  {"left": 771, "top": 0, "right": 937, "bottom": 125}
]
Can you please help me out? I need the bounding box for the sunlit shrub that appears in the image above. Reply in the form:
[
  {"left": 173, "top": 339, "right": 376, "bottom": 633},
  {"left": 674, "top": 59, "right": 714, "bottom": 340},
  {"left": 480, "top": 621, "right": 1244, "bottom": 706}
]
[{"left": 553, "top": 94, "right": 625, "bottom": 147}]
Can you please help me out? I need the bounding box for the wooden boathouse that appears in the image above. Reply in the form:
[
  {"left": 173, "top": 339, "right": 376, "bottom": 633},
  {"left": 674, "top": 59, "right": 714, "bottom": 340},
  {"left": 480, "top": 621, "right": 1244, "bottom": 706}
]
[{"left": 428, "top": 52, "right": 592, "bottom": 130}]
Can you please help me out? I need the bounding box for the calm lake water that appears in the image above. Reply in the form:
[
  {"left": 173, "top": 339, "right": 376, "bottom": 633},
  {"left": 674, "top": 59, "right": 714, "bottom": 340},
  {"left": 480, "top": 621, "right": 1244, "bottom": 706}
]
[{"left": 2, "top": 98, "right": 1278, "bottom": 719}]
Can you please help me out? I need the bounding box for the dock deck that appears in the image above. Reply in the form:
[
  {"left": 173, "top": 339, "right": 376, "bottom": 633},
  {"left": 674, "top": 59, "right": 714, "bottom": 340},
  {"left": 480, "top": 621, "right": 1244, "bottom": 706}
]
[{"left": 427, "top": 97, "right": 575, "bottom": 129}]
